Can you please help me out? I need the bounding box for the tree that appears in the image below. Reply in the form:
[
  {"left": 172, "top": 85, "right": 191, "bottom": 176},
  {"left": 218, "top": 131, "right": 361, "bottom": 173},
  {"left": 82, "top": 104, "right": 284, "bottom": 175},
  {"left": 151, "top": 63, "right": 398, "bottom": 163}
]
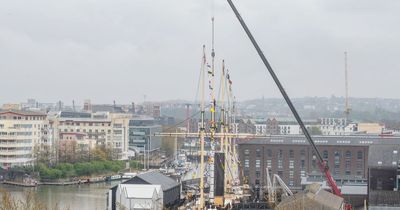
[{"left": 308, "top": 126, "right": 322, "bottom": 135}]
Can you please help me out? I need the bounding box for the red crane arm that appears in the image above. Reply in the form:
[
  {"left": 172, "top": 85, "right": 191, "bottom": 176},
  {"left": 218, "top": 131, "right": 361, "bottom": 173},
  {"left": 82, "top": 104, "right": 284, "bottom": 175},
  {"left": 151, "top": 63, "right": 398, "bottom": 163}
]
[{"left": 318, "top": 161, "right": 342, "bottom": 196}]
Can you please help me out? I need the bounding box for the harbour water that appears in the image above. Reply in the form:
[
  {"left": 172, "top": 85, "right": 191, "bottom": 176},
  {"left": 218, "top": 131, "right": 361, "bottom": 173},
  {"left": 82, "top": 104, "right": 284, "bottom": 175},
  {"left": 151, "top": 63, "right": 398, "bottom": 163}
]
[{"left": 0, "top": 181, "right": 121, "bottom": 210}]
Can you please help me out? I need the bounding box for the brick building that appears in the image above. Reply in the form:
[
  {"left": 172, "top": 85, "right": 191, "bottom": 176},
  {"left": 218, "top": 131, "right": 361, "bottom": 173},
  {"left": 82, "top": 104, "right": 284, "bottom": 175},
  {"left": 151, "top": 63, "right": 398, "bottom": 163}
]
[{"left": 238, "top": 135, "right": 373, "bottom": 189}]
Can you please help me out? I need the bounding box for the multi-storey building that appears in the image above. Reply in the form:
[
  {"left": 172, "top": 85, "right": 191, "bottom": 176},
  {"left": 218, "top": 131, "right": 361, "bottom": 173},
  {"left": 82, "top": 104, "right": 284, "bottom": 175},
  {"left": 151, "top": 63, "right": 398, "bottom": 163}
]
[
  {"left": 278, "top": 124, "right": 301, "bottom": 135},
  {"left": 128, "top": 117, "right": 162, "bottom": 152},
  {"left": 238, "top": 135, "right": 374, "bottom": 189},
  {"left": 0, "top": 110, "right": 49, "bottom": 169},
  {"left": 254, "top": 122, "right": 267, "bottom": 135},
  {"left": 319, "top": 118, "right": 348, "bottom": 135},
  {"left": 277, "top": 120, "right": 318, "bottom": 135},
  {"left": 238, "top": 119, "right": 256, "bottom": 134},
  {"left": 55, "top": 111, "right": 130, "bottom": 160},
  {"left": 266, "top": 118, "right": 279, "bottom": 135},
  {"left": 110, "top": 113, "right": 130, "bottom": 159}
]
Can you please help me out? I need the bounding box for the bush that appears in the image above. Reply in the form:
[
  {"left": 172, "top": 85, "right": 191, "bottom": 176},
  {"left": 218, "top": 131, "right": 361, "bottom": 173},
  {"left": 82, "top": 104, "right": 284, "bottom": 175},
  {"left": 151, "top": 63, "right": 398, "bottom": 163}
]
[
  {"left": 37, "top": 160, "right": 129, "bottom": 180},
  {"left": 129, "top": 160, "right": 143, "bottom": 169},
  {"left": 55, "top": 163, "right": 76, "bottom": 178}
]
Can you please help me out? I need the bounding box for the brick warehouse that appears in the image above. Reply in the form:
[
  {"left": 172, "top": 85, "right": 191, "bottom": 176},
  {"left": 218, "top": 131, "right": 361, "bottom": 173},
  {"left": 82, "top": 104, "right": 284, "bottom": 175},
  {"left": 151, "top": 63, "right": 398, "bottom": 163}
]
[{"left": 237, "top": 135, "right": 400, "bottom": 189}]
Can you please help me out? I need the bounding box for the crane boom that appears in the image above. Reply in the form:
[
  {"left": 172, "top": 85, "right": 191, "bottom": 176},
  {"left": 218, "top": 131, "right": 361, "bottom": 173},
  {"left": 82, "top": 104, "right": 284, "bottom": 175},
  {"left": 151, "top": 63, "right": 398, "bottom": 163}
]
[{"left": 226, "top": 0, "right": 344, "bottom": 199}]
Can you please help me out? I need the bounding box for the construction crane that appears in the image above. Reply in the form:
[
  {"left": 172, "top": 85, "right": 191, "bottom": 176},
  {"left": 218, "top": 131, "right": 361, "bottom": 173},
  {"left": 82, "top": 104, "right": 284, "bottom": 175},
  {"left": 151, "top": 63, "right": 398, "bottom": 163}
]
[
  {"left": 226, "top": 1, "right": 352, "bottom": 209},
  {"left": 344, "top": 51, "right": 351, "bottom": 121},
  {"left": 265, "top": 168, "right": 293, "bottom": 206}
]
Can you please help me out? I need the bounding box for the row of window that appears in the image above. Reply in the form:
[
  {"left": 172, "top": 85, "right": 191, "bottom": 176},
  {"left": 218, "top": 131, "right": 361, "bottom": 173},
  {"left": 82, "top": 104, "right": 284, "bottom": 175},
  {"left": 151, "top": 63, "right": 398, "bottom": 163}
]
[
  {"left": 60, "top": 122, "right": 111, "bottom": 127},
  {"left": 0, "top": 132, "right": 33, "bottom": 136},
  {"left": 0, "top": 140, "right": 32, "bottom": 144},
  {"left": 245, "top": 158, "right": 364, "bottom": 171},
  {"left": 245, "top": 148, "right": 364, "bottom": 160},
  {"left": 61, "top": 128, "right": 112, "bottom": 134},
  {"left": 0, "top": 116, "right": 45, "bottom": 120}
]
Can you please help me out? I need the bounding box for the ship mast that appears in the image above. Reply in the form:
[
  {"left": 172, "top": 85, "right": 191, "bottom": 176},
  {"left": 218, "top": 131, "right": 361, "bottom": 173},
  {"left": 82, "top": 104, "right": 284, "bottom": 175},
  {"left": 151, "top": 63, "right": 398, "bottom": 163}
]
[
  {"left": 199, "top": 45, "right": 206, "bottom": 209},
  {"left": 210, "top": 16, "right": 217, "bottom": 143}
]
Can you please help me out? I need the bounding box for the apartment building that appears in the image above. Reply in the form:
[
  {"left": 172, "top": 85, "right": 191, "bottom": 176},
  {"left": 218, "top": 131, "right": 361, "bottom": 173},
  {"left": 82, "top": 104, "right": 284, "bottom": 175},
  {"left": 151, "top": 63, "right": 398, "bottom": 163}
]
[
  {"left": 0, "top": 110, "right": 49, "bottom": 169},
  {"left": 319, "top": 118, "right": 348, "bottom": 135},
  {"left": 55, "top": 111, "right": 130, "bottom": 160}
]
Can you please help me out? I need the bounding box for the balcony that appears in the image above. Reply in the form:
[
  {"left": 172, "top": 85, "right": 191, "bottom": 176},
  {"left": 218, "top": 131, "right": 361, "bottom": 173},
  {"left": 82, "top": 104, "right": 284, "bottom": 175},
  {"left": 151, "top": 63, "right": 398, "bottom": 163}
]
[
  {"left": 0, "top": 150, "right": 32, "bottom": 155},
  {"left": 0, "top": 135, "right": 32, "bottom": 140},
  {"left": 0, "top": 143, "right": 32, "bottom": 148},
  {"left": 0, "top": 157, "right": 34, "bottom": 163}
]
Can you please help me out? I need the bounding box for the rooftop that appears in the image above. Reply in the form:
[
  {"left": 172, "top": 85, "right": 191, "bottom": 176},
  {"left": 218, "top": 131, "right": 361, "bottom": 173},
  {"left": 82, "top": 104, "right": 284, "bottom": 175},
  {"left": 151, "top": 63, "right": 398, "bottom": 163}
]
[
  {"left": 368, "top": 144, "right": 400, "bottom": 168},
  {"left": 277, "top": 183, "right": 344, "bottom": 210},
  {"left": 124, "top": 171, "right": 180, "bottom": 191},
  {"left": 0, "top": 110, "right": 46, "bottom": 116},
  {"left": 239, "top": 135, "right": 400, "bottom": 146},
  {"left": 120, "top": 184, "right": 162, "bottom": 199}
]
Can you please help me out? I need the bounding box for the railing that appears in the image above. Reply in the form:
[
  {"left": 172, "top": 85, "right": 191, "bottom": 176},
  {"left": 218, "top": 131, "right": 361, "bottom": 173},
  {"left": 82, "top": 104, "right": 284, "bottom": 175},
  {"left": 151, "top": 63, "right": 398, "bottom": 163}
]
[
  {"left": 0, "top": 150, "right": 32, "bottom": 155},
  {"left": 0, "top": 143, "right": 32, "bottom": 147},
  {"left": 0, "top": 136, "right": 32, "bottom": 140},
  {"left": 0, "top": 158, "right": 34, "bottom": 163}
]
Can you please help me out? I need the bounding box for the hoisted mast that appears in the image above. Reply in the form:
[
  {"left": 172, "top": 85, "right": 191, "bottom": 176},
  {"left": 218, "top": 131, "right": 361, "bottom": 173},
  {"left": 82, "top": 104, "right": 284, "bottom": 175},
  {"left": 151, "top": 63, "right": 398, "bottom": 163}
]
[{"left": 199, "top": 45, "right": 207, "bottom": 209}]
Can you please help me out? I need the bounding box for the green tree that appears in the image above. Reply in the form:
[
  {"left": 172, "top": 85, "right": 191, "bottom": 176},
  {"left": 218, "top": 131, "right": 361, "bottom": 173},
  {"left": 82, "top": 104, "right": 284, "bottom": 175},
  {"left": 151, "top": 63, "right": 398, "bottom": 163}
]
[{"left": 308, "top": 126, "right": 322, "bottom": 135}]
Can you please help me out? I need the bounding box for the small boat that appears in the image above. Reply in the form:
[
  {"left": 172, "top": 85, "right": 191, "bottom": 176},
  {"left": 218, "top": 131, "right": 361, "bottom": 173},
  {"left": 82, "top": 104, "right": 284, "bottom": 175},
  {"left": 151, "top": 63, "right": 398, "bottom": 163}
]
[
  {"left": 89, "top": 177, "right": 105, "bottom": 183},
  {"left": 122, "top": 172, "right": 137, "bottom": 179}
]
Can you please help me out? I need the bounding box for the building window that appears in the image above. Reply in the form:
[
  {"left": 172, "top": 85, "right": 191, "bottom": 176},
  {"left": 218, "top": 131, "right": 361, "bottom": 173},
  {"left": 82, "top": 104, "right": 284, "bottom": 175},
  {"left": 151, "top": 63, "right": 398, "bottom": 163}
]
[
  {"left": 334, "top": 151, "right": 340, "bottom": 165},
  {"left": 244, "top": 149, "right": 250, "bottom": 156},
  {"left": 244, "top": 159, "right": 250, "bottom": 168},
  {"left": 300, "top": 149, "right": 305, "bottom": 157},
  {"left": 323, "top": 150, "right": 328, "bottom": 159},
  {"left": 289, "top": 170, "right": 294, "bottom": 179},
  {"left": 255, "top": 159, "right": 261, "bottom": 168},
  {"left": 345, "top": 151, "right": 351, "bottom": 159},
  {"left": 301, "top": 160, "right": 305, "bottom": 169},
  {"left": 256, "top": 171, "right": 261, "bottom": 178},
  {"left": 256, "top": 149, "right": 261, "bottom": 157},
  {"left": 311, "top": 161, "right": 317, "bottom": 173},
  {"left": 267, "top": 149, "right": 272, "bottom": 157},
  {"left": 289, "top": 150, "right": 294, "bottom": 159},
  {"left": 345, "top": 160, "right": 351, "bottom": 169},
  {"left": 357, "top": 151, "right": 363, "bottom": 160},
  {"left": 278, "top": 160, "right": 283, "bottom": 169},
  {"left": 289, "top": 160, "right": 294, "bottom": 169},
  {"left": 356, "top": 162, "right": 363, "bottom": 169},
  {"left": 278, "top": 149, "right": 283, "bottom": 159},
  {"left": 267, "top": 160, "right": 272, "bottom": 169}
]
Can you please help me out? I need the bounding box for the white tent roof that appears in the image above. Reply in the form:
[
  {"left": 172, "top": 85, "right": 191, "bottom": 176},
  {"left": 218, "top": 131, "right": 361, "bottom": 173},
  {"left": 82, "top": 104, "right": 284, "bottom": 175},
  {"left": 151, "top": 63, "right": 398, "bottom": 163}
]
[{"left": 121, "top": 184, "right": 162, "bottom": 199}]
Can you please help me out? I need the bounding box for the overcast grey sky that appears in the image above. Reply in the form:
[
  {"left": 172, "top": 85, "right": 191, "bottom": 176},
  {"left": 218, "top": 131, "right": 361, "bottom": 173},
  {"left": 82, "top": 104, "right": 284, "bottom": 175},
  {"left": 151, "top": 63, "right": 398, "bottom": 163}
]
[{"left": 1, "top": 0, "right": 399, "bottom": 105}]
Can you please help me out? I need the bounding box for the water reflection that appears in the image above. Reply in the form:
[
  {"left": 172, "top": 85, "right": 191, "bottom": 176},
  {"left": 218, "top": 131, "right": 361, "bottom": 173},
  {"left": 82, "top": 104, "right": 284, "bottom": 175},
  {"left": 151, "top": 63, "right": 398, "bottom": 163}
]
[{"left": 1, "top": 181, "right": 121, "bottom": 210}]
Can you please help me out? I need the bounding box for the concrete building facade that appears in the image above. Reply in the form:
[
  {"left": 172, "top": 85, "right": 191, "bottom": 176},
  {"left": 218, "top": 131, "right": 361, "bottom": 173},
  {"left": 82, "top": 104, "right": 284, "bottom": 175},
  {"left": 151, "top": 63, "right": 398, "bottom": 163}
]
[
  {"left": 0, "top": 110, "right": 49, "bottom": 169},
  {"left": 128, "top": 118, "right": 162, "bottom": 152},
  {"left": 319, "top": 118, "right": 347, "bottom": 135},
  {"left": 55, "top": 111, "right": 131, "bottom": 160}
]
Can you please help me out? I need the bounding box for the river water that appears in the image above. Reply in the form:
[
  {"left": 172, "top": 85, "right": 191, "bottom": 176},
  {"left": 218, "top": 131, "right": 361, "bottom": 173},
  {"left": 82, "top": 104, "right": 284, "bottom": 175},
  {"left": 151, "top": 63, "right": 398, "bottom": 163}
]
[{"left": 0, "top": 181, "right": 121, "bottom": 210}]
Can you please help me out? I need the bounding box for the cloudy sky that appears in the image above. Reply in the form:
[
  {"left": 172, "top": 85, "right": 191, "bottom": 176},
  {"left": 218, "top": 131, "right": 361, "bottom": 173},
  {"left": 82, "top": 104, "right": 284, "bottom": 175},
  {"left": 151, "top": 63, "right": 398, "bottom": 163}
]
[{"left": 1, "top": 0, "right": 399, "bottom": 105}]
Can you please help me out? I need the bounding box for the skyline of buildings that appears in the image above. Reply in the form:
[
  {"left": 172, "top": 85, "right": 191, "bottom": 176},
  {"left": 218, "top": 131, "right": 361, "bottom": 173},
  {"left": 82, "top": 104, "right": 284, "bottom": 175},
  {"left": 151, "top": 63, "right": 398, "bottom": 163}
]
[{"left": 0, "top": 97, "right": 396, "bottom": 170}]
